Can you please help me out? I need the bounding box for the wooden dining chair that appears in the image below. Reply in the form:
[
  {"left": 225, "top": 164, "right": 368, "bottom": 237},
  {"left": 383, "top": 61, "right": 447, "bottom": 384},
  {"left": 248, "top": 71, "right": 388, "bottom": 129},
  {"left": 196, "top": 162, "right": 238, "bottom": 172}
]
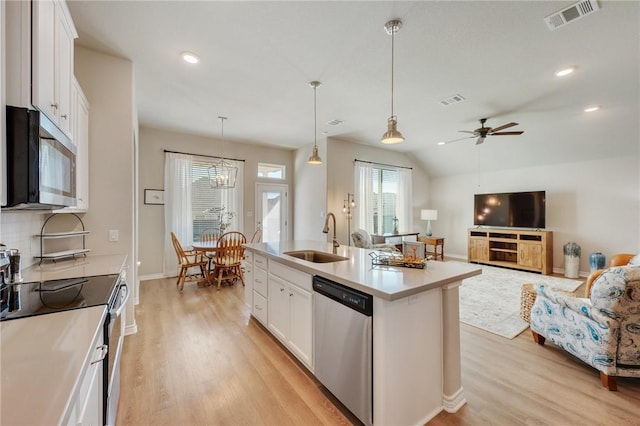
[
  {"left": 250, "top": 228, "right": 262, "bottom": 243},
  {"left": 199, "top": 227, "right": 221, "bottom": 271},
  {"left": 171, "top": 232, "right": 209, "bottom": 292},
  {"left": 199, "top": 227, "right": 220, "bottom": 243},
  {"left": 212, "top": 231, "right": 247, "bottom": 291}
]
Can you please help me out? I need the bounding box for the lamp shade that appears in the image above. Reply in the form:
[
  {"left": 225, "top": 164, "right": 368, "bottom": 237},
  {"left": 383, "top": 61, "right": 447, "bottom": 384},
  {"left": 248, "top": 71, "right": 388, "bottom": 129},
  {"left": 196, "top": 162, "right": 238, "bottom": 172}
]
[{"left": 421, "top": 209, "right": 438, "bottom": 221}]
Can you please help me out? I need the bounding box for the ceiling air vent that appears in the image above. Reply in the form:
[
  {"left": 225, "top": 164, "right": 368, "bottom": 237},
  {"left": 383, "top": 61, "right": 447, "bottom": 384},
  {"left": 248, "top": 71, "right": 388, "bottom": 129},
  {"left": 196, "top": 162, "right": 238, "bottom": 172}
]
[
  {"left": 544, "top": 0, "right": 600, "bottom": 31},
  {"left": 327, "top": 119, "right": 343, "bottom": 126},
  {"left": 440, "top": 94, "right": 466, "bottom": 106}
]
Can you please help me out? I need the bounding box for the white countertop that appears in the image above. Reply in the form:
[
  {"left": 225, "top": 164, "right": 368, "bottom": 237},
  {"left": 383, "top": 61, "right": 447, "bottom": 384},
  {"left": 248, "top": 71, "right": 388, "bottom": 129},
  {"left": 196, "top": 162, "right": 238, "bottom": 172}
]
[
  {"left": 22, "top": 254, "right": 128, "bottom": 283},
  {"left": 1, "top": 306, "right": 107, "bottom": 425},
  {"left": 244, "top": 240, "right": 481, "bottom": 300}
]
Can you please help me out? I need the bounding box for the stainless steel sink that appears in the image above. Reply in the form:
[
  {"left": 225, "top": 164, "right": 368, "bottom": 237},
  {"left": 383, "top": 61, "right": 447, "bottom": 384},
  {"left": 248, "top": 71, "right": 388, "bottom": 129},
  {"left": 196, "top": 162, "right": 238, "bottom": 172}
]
[{"left": 283, "top": 250, "right": 349, "bottom": 263}]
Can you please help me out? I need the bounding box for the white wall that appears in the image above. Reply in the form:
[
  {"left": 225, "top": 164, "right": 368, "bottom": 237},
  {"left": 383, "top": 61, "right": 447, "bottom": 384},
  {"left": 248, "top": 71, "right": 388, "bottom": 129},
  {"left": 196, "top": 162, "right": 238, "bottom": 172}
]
[
  {"left": 138, "top": 126, "right": 295, "bottom": 277},
  {"left": 431, "top": 155, "right": 640, "bottom": 275},
  {"left": 74, "top": 46, "right": 137, "bottom": 330}
]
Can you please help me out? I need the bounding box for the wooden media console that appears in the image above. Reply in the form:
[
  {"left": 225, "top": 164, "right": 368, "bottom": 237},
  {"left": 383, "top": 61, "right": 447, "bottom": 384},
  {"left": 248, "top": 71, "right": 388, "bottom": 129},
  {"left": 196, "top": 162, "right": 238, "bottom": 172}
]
[{"left": 468, "top": 228, "right": 553, "bottom": 274}]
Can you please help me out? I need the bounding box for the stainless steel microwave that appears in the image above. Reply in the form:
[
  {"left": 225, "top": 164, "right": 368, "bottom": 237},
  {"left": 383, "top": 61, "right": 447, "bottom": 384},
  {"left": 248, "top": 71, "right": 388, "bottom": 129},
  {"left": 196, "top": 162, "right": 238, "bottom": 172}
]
[{"left": 4, "top": 106, "right": 76, "bottom": 209}]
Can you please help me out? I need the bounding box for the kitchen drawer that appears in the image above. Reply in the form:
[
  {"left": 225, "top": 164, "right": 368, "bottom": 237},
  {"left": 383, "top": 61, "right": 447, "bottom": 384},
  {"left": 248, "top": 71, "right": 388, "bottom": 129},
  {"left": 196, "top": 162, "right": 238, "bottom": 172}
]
[
  {"left": 243, "top": 250, "right": 254, "bottom": 264},
  {"left": 253, "top": 253, "right": 268, "bottom": 270},
  {"left": 253, "top": 267, "right": 268, "bottom": 297},
  {"left": 269, "top": 260, "right": 312, "bottom": 292},
  {"left": 253, "top": 290, "right": 268, "bottom": 325}
]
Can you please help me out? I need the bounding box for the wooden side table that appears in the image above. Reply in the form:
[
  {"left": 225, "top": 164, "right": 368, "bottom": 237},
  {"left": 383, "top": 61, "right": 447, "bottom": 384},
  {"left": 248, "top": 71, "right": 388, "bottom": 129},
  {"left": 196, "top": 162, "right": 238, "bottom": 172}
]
[{"left": 419, "top": 236, "right": 445, "bottom": 261}]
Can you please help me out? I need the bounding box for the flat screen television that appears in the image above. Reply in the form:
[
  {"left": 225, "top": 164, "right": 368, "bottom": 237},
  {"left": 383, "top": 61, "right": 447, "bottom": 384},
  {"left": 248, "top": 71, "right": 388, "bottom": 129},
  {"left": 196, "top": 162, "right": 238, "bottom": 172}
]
[{"left": 474, "top": 191, "right": 546, "bottom": 229}]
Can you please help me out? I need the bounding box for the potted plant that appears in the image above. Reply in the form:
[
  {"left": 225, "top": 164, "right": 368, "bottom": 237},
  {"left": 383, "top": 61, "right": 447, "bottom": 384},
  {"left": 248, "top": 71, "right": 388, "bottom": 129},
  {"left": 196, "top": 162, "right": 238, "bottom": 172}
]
[{"left": 563, "top": 242, "right": 581, "bottom": 278}]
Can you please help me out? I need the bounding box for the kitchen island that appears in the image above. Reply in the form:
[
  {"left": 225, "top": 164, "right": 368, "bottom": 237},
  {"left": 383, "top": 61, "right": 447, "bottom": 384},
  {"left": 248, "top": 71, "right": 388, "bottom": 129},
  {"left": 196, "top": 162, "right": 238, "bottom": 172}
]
[{"left": 243, "top": 240, "right": 481, "bottom": 426}]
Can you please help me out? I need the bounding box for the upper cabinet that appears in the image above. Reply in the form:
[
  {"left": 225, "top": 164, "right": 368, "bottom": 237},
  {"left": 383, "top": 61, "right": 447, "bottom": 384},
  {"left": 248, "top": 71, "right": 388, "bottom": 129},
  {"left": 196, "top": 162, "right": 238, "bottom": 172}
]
[
  {"left": 31, "top": 0, "right": 77, "bottom": 136},
  {"left": 72, "top": 77, "right": 90, "bottom": 211}
]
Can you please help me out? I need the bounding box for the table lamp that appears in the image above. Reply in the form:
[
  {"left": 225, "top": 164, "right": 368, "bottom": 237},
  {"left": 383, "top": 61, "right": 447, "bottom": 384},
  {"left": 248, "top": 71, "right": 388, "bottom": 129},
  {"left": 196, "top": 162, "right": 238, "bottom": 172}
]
[{"left": 421, "top": 209, "right": 438, "bottom": 236}]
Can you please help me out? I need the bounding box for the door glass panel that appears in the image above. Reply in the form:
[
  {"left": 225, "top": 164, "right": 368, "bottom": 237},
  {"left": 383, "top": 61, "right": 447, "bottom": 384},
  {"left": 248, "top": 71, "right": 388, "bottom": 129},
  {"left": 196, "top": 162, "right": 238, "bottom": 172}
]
[{"left": 261, "top": 191, "right": 282, "bottom": 243}]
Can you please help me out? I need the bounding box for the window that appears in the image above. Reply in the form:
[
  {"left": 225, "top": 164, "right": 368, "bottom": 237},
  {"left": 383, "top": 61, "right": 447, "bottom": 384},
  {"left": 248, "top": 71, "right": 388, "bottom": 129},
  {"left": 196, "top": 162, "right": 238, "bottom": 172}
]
[
  {"left": 191, "top": 158, "right": 243, "bottom": 241},
  {"left": 354, "top": 161, "right": 412, "bottom": 235},
  {"left": 163, "top": 152, "right": 244, "bottom": 267},
  {"left": 371, "top": 167, "right": 399, "bottom": 234},
  {"left": 257, "top": 162, "right": 286, "bottom": 179}
]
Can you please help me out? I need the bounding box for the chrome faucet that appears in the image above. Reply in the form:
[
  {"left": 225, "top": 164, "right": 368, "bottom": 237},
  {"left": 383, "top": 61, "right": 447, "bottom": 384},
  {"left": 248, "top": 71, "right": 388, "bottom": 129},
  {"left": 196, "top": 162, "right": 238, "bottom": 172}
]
[{"left": 322, "top": 212, "right": 340, "bottom": 253}]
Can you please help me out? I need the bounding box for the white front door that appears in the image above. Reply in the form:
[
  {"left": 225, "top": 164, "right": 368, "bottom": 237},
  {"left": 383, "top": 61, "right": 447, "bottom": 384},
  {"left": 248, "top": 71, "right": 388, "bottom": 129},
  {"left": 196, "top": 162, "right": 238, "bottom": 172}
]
[{"left": 255, "top": 183, "right": 288, "bottom": 243}]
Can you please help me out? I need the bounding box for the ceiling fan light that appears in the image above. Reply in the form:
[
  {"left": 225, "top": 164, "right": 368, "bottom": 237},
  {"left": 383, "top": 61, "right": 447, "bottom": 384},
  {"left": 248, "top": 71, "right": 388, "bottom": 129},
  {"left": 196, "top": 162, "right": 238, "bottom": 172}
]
[
  {"left": 584, "top": 105, "right": 600, "bottom": 112},
  {"left": 381, "top": 116, "right": 404, "bottom": 144}
]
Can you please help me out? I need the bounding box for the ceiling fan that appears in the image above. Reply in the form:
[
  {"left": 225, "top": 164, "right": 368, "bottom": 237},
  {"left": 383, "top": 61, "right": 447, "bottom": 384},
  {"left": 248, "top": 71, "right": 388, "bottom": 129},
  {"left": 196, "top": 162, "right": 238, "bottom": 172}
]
[{"left": 443, "top": 118, "right": 524, "bottom": 145}]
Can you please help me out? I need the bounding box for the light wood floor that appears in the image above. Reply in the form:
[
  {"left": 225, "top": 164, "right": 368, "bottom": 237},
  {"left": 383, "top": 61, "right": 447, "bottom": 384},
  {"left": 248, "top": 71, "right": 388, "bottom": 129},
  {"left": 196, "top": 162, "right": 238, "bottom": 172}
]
[{"left": 117, "top": 277, "right": 640, "bottom": 426}]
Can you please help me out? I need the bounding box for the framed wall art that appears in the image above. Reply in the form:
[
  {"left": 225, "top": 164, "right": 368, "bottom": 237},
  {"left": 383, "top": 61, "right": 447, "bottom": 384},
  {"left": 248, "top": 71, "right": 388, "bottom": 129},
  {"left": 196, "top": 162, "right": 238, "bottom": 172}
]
[{"left": 144, "top": 189, "right": 164, "bottom": 205}]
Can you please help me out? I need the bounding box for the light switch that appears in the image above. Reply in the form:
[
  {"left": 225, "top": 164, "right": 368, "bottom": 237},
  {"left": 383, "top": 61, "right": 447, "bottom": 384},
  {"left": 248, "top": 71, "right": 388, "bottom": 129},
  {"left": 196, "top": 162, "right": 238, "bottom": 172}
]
[{"left": 109, "top": 229, "right": 119, "bottom": 242}]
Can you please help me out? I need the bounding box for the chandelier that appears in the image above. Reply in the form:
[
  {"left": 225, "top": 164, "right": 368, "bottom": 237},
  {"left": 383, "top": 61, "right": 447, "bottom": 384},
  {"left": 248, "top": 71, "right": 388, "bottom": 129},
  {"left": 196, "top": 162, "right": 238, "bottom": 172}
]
[{"left": 209, "top": 116, "right": 238, "bottom": 189}]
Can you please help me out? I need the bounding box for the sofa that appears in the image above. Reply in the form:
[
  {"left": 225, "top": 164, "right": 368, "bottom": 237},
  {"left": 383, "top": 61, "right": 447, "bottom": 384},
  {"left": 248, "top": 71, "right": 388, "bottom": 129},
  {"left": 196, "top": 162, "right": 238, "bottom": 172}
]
[{"left": 530, "top": 255, "right": 640, "bottom": 390}]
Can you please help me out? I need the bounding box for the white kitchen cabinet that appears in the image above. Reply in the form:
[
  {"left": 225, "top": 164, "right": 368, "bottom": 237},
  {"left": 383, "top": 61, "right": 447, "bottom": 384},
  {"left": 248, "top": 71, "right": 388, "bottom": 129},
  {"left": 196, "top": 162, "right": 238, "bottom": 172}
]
[
  {"left": 267, "top": 274, "right": 288, "bottom": 342},
  {"left": 251, "top": 254, "right": 268, "bottom": 326},
  {"left": 65, "top": 325, "right": 106, "bottom": 426},
  {"left": 72, "top": 77, "right": 89, "bottom": 210},
  {"left": 32, "top": 0, "right": 77, "bottom": 134},
  {"left": 243, "top": 251, "right": 253, "bottom": 307},
  {"left": 54, "top": 76, "right": 89, "bottom": 213},
  {"left": 267, "top": 261, "right": 313, "bottom": 369},
  {"left": 252, "top": 291, "right": 268, "bottom": 325}
]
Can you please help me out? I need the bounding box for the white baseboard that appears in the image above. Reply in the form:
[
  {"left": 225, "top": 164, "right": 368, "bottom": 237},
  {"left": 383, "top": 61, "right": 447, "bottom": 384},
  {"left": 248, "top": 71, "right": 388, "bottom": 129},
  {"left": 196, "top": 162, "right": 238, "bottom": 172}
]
[
  {"left": 124, "top": 323, "right": 138, "bottom": 335},
  {"left": 442, "top": 386, "right": 466, "bottom": 413},
  {"left": 139, "top": 272, "right": 168, "bottom": 281}
]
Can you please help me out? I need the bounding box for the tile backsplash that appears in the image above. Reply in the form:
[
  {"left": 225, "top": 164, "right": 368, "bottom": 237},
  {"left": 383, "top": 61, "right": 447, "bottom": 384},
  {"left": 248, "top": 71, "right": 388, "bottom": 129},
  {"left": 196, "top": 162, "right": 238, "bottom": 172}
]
[{"left": 0, "top": 211, "right": 47, "bottom": 268}]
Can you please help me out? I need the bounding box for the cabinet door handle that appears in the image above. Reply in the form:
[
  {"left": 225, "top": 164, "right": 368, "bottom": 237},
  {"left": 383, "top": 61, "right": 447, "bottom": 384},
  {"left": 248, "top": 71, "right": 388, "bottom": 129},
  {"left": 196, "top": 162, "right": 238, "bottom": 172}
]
[
  {"left": 255, "top": 279, "right": 262, "bottom": 284},
  {"left": 51, "top": 103, "right": 58, "bottom": 109},
  {"left": 280, "top": 287, "right": 284, "bottom": 292},
  {"left": 289, "top": 293, "right": 293, "bottom": 297},
  {"left": 61, "top": 114, "right": 68, "bottom": 119},
  {"left": 255, "top": 305, "right": 262, "bottom": 310},
  {"left": 91, "top": 344, "right": 108, "bottom": 364}
]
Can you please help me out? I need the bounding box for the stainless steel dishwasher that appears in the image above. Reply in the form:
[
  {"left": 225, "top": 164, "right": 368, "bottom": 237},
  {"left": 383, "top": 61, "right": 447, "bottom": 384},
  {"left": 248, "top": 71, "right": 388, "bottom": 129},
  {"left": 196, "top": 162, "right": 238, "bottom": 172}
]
[{"left": 313, "top": 275, "right": 373, "bottom": 426}]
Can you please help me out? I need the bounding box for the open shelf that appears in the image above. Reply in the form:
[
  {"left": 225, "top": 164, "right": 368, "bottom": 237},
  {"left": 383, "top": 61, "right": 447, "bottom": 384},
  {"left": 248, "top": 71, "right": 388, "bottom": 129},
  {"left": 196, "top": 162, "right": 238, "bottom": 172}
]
[{"left": 36, "top": 213, "right": 90, "bottom": 264}]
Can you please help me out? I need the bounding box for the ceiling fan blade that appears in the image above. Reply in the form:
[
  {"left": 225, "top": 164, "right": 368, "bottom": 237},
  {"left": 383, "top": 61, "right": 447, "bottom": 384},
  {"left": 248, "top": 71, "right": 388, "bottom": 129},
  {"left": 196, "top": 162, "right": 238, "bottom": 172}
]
[
  {"left": 442, "top": 135, "right": 475, "bottom": 144},
  {"left": 475, "top": 136, "right": 485, "bottom": 145},
  {"left": 458, "top": 130, "right": 476, "bottom": 134},
  {"left": 488, "top": 122, "right": 518, "bottom": 133},
  {"left": 490, "top": 131, "right": 524, "bottom": 136}
]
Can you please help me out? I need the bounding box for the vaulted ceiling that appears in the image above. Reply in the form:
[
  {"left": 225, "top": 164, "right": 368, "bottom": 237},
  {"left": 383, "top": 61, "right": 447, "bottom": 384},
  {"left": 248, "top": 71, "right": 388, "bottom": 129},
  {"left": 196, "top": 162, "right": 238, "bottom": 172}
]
[{"left": 68, "top": 1, "right": 639, "bottom": 177}]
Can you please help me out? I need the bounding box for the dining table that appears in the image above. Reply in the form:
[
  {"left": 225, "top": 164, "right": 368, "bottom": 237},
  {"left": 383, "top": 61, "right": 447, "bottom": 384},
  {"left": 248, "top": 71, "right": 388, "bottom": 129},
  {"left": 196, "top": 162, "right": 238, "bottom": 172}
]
[{"left": 191, "top": 240, "right": 219, "bottom": 284}]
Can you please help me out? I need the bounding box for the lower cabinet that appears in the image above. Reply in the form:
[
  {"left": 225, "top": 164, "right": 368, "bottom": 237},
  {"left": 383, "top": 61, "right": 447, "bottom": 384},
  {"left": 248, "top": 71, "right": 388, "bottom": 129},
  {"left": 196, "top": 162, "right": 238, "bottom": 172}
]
[
  {"left": 66, "top": 330, "right": 106, "bottom": 426},
  {"left": 267, "top": 261, "right": 313, "bottom": 370},
  {"left": 243, "top": 251, "right": 253, "bottom": 308}
]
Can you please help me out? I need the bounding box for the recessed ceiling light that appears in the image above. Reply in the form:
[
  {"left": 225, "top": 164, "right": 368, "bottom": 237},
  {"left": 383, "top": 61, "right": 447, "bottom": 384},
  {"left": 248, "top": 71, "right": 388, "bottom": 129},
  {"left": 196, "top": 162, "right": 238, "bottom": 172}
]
[
  {"left": 584, "top": 105, "right": 600, "bottom": 112},
  {"left": 437, "top": 141, "right": 445, "bottom": 146},
  {"left": 555, "top": 67, "right": 575, "bottom": 77},
  {"left": 181, "top": 52, "right": 200, "bottom": 64}
]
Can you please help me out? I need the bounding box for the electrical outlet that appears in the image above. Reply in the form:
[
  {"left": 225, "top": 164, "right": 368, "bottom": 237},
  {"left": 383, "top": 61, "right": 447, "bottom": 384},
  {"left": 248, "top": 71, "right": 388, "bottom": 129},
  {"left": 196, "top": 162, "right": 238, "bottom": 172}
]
[{"left": 109, "top": 229, "right": 119, "bottom": 242}]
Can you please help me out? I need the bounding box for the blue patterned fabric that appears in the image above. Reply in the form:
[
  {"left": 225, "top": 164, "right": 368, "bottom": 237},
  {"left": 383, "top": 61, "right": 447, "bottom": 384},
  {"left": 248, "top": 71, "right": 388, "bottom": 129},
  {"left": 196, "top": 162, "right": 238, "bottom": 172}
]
[{"left": 530, "top": 266, "right": 640, "bottom": 379}]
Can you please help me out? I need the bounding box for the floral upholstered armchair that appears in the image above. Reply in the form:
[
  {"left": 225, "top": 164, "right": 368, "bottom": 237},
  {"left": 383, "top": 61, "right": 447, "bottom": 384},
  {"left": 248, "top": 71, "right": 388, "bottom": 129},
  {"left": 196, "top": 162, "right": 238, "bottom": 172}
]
[{"left": 530, "top": 260, "right": 640, "bottom": 391}]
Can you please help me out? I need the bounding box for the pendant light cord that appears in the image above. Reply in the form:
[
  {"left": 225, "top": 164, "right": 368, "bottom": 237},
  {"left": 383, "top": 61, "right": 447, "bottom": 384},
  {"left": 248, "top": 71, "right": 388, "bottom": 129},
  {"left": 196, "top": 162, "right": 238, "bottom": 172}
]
[
  {"left": 390, "top": 27, "right": 395, "bottom": 118},
  {"left": 314, "top": 85, "right": 317, "bottom": 147}
]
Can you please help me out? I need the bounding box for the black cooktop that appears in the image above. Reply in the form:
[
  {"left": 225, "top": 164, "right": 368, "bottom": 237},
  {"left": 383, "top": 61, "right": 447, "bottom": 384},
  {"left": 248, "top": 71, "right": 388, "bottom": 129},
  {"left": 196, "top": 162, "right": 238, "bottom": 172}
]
[{"left": 0, "top": 274, "right": 119, "bottom": 321}]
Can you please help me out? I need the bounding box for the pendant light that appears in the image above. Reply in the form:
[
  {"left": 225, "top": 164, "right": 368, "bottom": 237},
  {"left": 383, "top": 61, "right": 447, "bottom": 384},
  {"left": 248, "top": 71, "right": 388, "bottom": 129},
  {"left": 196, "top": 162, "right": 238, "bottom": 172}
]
[
  {"left": 208, "top": 116, "right": 238, "bottom": 189},
  {"left": 381, "top": 19, "right": 404, "bottom": 145},
  {"left": 307, "top": 81, "right": 323, "bottom": 165}
]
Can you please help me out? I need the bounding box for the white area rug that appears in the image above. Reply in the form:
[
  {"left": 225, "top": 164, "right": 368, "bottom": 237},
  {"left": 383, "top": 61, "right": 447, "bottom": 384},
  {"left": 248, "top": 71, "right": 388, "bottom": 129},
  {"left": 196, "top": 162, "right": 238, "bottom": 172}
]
[{"left": 458, "top": 264, "right": 583, "bottom": 339}]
